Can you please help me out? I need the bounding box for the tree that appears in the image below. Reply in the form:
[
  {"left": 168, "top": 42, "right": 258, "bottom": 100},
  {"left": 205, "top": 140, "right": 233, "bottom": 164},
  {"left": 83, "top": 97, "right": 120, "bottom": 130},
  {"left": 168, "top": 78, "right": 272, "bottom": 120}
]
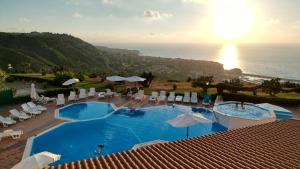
[
  {"left": 0, "top": 69, "right": 8, "bottom": 88},
  {"left": 140, "top": 72, "right": 155, "bottom": 87},
  {"left": 223, "top": 78, "right": 243, "bottom": 93},
  {"left": 261, "top": 78, "right": 281, "bottom": 96},
  {"left": 191, "top": 76, "right": 214, "bottom": 94},
  {"left": 52, "top": 71, "right": 74, "bottom": 86}
]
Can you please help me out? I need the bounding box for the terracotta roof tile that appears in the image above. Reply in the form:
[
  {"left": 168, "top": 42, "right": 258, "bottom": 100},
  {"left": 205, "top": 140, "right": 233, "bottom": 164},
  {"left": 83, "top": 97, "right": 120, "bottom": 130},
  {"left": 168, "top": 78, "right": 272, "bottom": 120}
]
[{"left": 48, "top": 120, "right": 300, "bottom": 169}]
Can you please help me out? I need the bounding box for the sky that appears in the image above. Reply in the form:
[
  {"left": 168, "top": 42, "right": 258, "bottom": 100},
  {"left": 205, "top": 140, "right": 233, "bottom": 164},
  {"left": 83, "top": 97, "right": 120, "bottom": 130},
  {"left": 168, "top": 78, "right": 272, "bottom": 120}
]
[{"left": 1, "top": 0, "right": 300, "bottom": 44}]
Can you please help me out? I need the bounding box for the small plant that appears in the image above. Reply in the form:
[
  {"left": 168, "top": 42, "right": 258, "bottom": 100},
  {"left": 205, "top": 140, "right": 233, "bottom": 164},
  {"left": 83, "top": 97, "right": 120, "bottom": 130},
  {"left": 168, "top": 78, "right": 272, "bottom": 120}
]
[{"left": 172, "top": 84, "right": 177, "bottom": 91}]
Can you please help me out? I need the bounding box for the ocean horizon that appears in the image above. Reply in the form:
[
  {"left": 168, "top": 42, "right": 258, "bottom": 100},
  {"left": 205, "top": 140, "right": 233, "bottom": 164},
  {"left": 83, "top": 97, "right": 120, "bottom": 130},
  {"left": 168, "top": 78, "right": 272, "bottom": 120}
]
[{"left": 97, "top": 43, "right": 300, "bottom": 81}]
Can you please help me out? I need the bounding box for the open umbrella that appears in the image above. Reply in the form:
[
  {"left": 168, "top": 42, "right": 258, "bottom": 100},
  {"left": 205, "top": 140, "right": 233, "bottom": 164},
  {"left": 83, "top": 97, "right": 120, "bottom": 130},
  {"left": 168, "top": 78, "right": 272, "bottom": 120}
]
[
  {"left": 125, "top": 76, "right": 146, "bottom": 82},
  {"left": 62, "top": 78, "right": 79, "bottom": 91},
  {"left": 30, "top": 83, "right": 37, "bottom": 99},
  {"left": 106, "top": 76, "right": 126, "bottom": 82},
  {"left": 167, "top": 113, "right": 211, "bottom": 138},
  {"left": 12, "top": 151, "right": 61, "bottom": 169}
]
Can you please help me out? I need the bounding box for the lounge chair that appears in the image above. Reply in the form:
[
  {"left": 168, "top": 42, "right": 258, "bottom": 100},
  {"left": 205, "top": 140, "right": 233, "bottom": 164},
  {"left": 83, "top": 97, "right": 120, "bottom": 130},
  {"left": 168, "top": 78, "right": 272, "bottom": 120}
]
[
  {"left": 202, "top": 95, "right": 211, "bottom": 106},
  {"left": 56, "top": 94, "right": 65, "bottom": 106},
  {"left": 105, "top": 89, "right": 113, "bottom": 97},
  {"left": 21, "top": 104, "right": 42, "bottom": 116},
  {"left": 9, "top": 109, "right": 31, "bottom": 121},
  {"left": 98, "top": 92, "right": 106, "bottom": 99},
  {"left": 183, "top": 92, "right": 190, "bottom": 103},
  {"left": 0, "top": 116, "right": 16, "bottom": 127},
  {"left": 68, "top": 91, "right": 77, "bottom": 102},
  {"left": 88, "top": 88, "right": 96, "bottom": 97},
  {"left": 135, "top": 90, "right": 145, "bottom": 101},
  {"left": 167, "top": 92, "right": 175, "bottom": 102},
  {"left": 41, "top": 95, "right": 55, "bottom": 103},
  {"left": 0, "top": 129, "right": 23, "bottom": 141},
  {"left": 27, "top": 102, "right": 47, "bottom": 112},
  {"left": 158, "top": 91, "right": 167, "bottom": 102},
  {"left": 149, "top": 91, "right": 158, "bottom": 102},
  {"left": 175, "top": 95, "right": 183, "bottom": 102},
  {"left": 191, "top": 92, "right": 198, "bottom": 104},
  {"left": 79, "top": 89, "right": 87, "bottom": 99}
]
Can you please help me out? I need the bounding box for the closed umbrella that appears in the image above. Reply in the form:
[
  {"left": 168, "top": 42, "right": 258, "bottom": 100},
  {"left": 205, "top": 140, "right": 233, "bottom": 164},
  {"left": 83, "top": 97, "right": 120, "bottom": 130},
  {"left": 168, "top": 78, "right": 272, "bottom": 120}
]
[
  {"left": 62, "top": 78, "right": 79, "bottom": 91},
  {"left": 12, "top": 151, "right": 61, "bottom": 169},
  {"left": 106, "top": 76, "right": 126, "bottom": 82},
  {"left": 167, "top": 113, "right": 211, "bottom": 138},
  {"left": 30, "top": 83, "right": 37, "bottom": 99}
]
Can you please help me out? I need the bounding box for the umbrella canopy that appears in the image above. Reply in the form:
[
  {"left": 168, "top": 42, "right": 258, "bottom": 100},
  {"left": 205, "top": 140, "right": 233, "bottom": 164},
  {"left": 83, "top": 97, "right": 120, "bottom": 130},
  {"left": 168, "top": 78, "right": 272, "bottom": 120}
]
[
  {"left": 106, "top": 76, "right": 126, "bottom": 82},
  {"left": 12, "top": 151, "right": 61, "bottom": 169},
  {"left": 167, "top": 113, "right": 211, "bottom": 127},
  {"left": 125, "top": 76, "right": 146, "bottom": 82},
  {"left": 167, "top": 113, "right": 211, "bottom": 138},
  {"left": 30, "top": 83, "right": 37, "bottom": 99},
  {"left": 62, "top": 78, "right": 79, "bottom": 86},
  {"left": 256, "top": 103, "right": 292, "bottom": 114}
]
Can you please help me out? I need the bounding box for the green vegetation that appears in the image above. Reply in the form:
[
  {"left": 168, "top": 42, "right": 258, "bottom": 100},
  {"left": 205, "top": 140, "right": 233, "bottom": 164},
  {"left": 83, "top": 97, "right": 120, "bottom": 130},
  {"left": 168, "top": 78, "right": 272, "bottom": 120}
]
[{"left": 0, "top": 32, "right": 236, "bottom": 81}]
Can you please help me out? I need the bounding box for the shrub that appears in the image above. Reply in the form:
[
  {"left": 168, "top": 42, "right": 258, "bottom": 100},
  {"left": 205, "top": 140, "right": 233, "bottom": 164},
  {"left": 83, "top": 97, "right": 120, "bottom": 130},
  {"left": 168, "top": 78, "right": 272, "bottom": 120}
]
[
  {"left": 0, "top": 88, "right": 13, "bottom": 105},
  {"left": 74, "top": 72, "right": 85, "bottom": 81},
  {"left": 140, "top": 72, "right": 155, "bottom": 87},
  {"left": 52, "top": 71, "right": 74, "bottom": 86},
  {"left": 88, "top": 73, "right": 97, "bottom": 78}
]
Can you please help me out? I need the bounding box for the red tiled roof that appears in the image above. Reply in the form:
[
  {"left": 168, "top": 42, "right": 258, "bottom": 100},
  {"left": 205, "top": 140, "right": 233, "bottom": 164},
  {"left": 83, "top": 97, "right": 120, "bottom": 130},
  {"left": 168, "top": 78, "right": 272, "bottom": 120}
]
[{"left": 48, "top": 120, "right": 300, "bottom": 169}]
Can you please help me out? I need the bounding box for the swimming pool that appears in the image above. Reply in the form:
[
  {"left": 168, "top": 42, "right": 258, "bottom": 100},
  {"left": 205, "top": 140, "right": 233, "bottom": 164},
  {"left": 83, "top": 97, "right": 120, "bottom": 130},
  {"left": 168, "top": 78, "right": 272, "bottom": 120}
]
[
  {"left": 213, "top": 101, "right": 276, "bottom": 129},
  {"left": 57, "top": 102, "right": 115, "bottom": 120},
  {"left": 30, "top": 103, "right": 227, "bottom": 165}
]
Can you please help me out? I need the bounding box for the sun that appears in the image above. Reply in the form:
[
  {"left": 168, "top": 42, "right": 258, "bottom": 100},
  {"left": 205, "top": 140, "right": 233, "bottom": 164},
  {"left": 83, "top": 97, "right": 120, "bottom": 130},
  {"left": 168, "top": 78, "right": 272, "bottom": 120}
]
[{"left": 212, "top": 0, "right": 253, "bottom": 40}]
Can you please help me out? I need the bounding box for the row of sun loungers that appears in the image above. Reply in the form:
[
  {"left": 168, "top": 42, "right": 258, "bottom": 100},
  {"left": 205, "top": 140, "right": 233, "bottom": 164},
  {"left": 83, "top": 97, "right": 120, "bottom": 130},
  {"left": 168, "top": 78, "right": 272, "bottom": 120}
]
[
  {"left": 149, "top": 91, "right": 200, "bottom": 104},
  {"left": 0, "top": 102, "right": 47, "bottom": 127},
  {"left": 0, "top": 129, "right": 23, "bottom": 141},
  {"left": 57, "top": 88, "right": 115, "bottom": 106}
]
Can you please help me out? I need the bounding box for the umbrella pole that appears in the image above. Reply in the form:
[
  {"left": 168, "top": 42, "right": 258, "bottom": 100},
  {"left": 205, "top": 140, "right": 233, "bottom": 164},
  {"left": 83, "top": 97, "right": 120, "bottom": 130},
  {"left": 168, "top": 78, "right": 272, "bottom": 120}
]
[{"left": 186, "top": 127, "right": 189, "bottom": 138}]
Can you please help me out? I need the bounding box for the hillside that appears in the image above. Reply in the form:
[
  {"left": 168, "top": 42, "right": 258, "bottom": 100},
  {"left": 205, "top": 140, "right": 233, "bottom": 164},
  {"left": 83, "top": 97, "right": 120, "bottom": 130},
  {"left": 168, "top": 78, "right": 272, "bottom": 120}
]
[{"left": 0, "top": 32, "right": 236, "bottom": 80}]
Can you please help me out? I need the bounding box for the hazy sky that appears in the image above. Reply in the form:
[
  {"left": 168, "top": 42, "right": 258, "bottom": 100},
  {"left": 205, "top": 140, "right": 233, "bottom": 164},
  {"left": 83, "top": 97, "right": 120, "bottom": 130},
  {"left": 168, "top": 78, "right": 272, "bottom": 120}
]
[{"left": 1, "top": 0, "right": 300, "bottom": 44}]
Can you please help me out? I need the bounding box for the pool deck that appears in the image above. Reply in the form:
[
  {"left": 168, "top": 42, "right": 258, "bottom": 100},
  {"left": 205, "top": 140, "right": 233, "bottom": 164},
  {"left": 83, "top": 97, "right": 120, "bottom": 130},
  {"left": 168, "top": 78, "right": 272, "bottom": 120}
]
[{"left": 0, "top": 96, "right": 299, "bottom": 169}]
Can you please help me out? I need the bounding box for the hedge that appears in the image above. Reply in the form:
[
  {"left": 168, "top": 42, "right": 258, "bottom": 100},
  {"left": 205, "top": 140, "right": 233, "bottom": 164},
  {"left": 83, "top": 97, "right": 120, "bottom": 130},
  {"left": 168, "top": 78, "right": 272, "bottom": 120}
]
[
  {"left": 9, "top": 74, "right": 53, "bottom": 83},
  {"left": 0, "top": 88, "right": 13, "bottom": 105},
  {"left": 222, "top": 92, "right": 300, "bottom": 106}
]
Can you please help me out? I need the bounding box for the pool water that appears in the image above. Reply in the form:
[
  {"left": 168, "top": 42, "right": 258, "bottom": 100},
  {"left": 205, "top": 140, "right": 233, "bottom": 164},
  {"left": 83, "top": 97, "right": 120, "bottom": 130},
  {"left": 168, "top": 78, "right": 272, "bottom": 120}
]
[
  {"left": 58, "top": 102, "right": 114, "bottom": 120},
  {"left": 31, "top": 104, "right": 227, "bottom": 165},
  {"left": 214, "top": 102, "right": 272, "bottom": 120}
]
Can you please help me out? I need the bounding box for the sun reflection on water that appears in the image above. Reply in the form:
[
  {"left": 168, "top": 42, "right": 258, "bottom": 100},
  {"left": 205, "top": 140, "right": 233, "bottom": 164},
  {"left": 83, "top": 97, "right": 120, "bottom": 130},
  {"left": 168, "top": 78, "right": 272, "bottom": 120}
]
[{"left": 218, "top": 44, "right": 240, "bottom": 70}]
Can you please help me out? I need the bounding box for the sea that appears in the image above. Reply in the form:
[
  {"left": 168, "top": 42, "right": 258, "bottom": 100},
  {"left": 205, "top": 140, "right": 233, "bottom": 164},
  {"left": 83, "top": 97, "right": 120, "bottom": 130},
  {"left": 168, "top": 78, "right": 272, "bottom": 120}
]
[{"left": 98, "top": 43, "right": 300, "bottom": 81}]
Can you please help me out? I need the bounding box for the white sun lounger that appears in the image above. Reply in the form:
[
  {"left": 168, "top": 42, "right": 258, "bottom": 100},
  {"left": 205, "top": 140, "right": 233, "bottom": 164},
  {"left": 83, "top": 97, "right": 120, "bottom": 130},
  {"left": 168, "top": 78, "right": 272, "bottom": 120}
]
[
  {"left": 183, "top": 92, "right": 191, "bottom": 103},
  {"left": 9, "top": 109, "right": 31, "bottom": 121},
  {"left": 175, "top": 95, "right": 183, "bottom": 102},
  {"left": 88, "top": 88, "right": 96, "bottom": 97},
  {"left": 0, "top": 129, "right": 23, "bottom": 141},
  {"left": 68, "top": 91, "right": 77, "bottom": 102},
  {"left": 135, "top": 90, "right": 145, "bottom": 101},
  {"left": 27, "top": 102, "right": 47, "bottom": 112},
  {"left": 105, "top": 89, "right": 113, "bottom": 97},
  {"left": 79, "top": 89, "right": 87, "bottom": 99},
  {"left": 41, "top": 95, "right": 55, "bottom": 102},
  {"left": 56, "top": 94, "right": 65, "bottom": 106},
  {"left": 158, "top": 91, "right": 167, "bottom": 102},
  {"left": 168, "top": 92, "right": 175, "bottom": 102},
  {"left": 149, "top": 91, "right": 158, "bottom": 102},
  {"left": 98, "top": 92, "right": 106, "bottom": 99},
  {"left": 21, "top": 104, "right": 42, "bottom": 116},
  {"left": 191, "top": 92, "right": 198, "bottom": 104},
  {"left": 0, "top": 116, "right": 16, "bottom": 127}
]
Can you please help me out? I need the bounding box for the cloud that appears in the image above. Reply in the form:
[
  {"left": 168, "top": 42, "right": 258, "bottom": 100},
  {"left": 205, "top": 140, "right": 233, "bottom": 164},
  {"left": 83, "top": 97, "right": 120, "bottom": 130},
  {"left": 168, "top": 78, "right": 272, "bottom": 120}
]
[
  {"left": 19, "top": 17, "right": 30, "bottom": 23},
  {"left": 267, "top": 19, "right": 280, "bottom": 25},
  {"left": 73, "top": 12, "right": 83, "bottom": 18},
  {"left": 101, "top": 0, "right": 113, "bottom": 5},
  {"left": 144, "top": 10, "right": 172, "bottom": 20},
  {"left": 65, "top": 0, "right": 92, "bottom": 6},
  {"left": 181, "top": 0, "right": 208, "bottom": 4}
]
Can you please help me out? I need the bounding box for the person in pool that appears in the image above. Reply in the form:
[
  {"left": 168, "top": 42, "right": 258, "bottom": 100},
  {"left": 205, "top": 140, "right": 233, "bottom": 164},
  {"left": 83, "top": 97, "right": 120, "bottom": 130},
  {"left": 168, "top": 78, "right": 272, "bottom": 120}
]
[{"left": 95, "top": 144, "right": 105, "bottom": 154}]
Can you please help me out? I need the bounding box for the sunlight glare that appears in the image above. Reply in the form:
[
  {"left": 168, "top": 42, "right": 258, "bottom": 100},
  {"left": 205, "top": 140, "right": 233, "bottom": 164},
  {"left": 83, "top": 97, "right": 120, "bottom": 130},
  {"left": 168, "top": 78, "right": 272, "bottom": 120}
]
[
  {"left": 218, "top": 44, "right": 239, "bottom": 70},
  {"left": 212, "top": 0, "right": 253, "bottom": 40}
]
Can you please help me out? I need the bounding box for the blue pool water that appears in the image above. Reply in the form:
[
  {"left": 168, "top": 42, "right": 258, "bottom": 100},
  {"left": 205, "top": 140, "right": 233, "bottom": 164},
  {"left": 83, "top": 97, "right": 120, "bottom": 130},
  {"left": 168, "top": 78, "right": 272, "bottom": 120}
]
[
  {"left": 214, "top": 102, "right": 272, "bottom": 120},
  {"left": 58, "top": 102, "right": 114, "bottom": 120},
  {"left": 31, "top": 104, "right": 227, "bottom": 165}
]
